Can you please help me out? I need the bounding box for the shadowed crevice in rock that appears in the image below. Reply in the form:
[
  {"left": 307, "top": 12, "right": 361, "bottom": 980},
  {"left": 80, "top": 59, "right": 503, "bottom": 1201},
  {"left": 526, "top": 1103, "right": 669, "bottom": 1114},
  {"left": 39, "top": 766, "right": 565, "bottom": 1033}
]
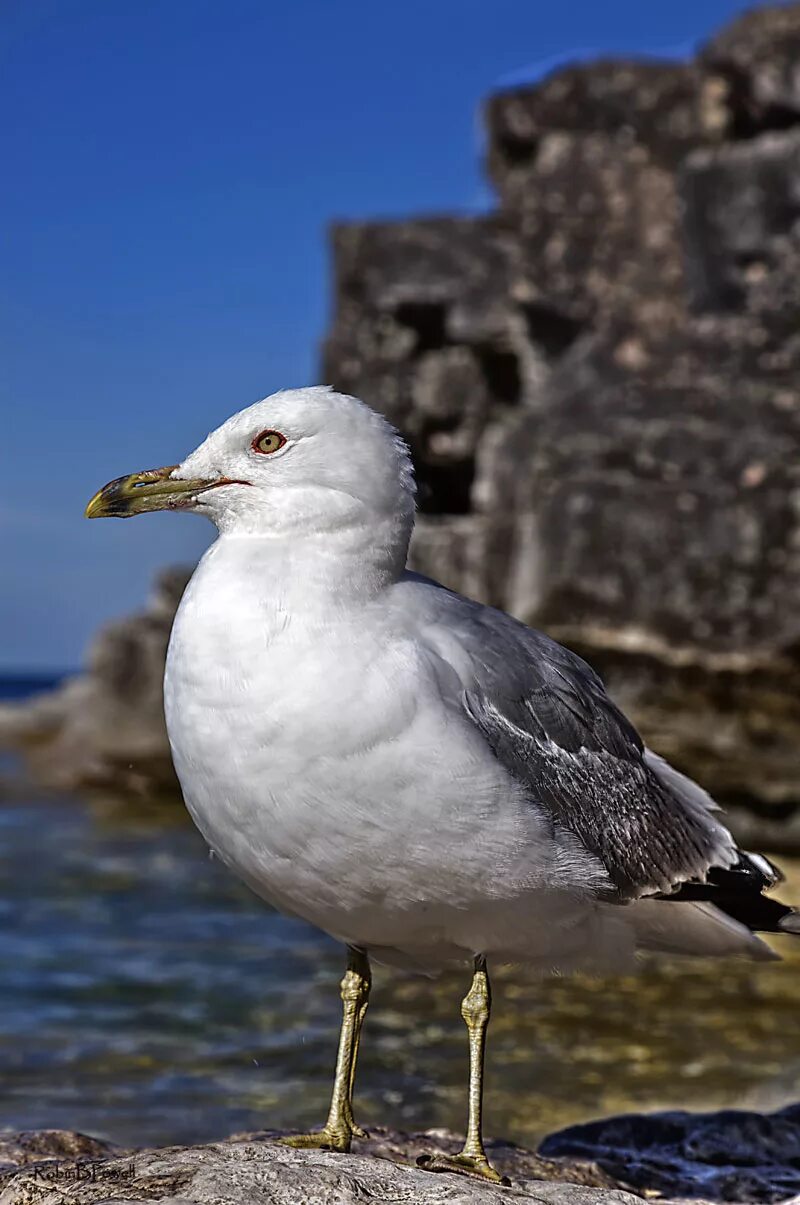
[
  {"left": 520, "top": 302, "right": 584, "bottom": 359},
  {"left": 394, "top": 301, "right": 449, "bottom": 354},
  {"left": 475, "top": 344, "right": 522, "bottom": 406},
  {"left": 415, "top": 455, "right": 476, "bottom": 515}
]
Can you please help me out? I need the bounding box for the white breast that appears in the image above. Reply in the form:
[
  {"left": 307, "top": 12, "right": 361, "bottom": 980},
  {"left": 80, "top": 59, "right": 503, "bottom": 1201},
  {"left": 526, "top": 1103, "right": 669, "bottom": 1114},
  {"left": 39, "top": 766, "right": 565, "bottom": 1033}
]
[{"left": 163, "top": 538, "right": 603, "bottom": 966}]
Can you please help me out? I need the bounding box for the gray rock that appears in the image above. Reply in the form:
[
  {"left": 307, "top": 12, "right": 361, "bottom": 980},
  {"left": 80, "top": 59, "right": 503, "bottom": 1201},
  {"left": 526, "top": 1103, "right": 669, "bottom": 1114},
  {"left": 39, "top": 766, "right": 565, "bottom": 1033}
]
[
  {"left": 323, "top": 3, "right": 800, "bottom": 828},
  {"left": 4, "top": 1117, "right": 800, "bottom": 1205},
  {"left": 702, "top": 4, "right": 800, "bottom": 134},
  {"left": 485, "top": 59, "right": 728, "bottom": 182},
  {"left": 0, "top": 1127, "right": 652, "bottom": 1205},
  {"left": 503, "top": 135, "right": 686, "bottom": 331},
  {"left": 680, "top": 130, "right": 800, "bottom": 310},
  {"left": 0, "top": 568, "right": 189, "bottom": 797},
  {"left": 0, "top": 1129, "right": 122, "bottom": 1189},
  {"left": 541, "top": 1103, "right": 800, "bottom": 1202},
  {"left": 438, "top": 313, "right": 800, "bottom": 809}
]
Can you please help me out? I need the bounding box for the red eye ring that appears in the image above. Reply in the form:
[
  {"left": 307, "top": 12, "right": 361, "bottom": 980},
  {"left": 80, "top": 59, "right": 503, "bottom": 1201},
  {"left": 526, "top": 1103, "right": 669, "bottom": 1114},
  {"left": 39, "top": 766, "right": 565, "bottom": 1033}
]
[{"left": 252, "top": 429, "right": 286, "bottom": 455}]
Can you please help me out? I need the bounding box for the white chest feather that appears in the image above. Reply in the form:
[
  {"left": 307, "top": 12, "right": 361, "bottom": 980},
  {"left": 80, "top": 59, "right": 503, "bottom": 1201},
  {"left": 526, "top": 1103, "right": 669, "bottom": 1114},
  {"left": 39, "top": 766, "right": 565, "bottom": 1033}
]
[{"left": 164, "top": 541, "right": 545, "bottom": 945}]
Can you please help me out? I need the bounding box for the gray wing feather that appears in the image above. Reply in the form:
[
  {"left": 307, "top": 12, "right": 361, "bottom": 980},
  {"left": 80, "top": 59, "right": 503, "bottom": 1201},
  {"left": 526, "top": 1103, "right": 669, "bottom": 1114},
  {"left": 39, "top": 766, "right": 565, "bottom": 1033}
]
[{"left": 416, "top": 579, "right": 736, "bottom": 901}]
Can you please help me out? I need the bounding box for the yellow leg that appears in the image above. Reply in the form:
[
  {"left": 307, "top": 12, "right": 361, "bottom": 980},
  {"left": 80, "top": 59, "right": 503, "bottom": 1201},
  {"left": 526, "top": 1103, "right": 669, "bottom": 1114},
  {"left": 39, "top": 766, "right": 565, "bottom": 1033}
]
[
  {"left": 346, "top": 976, "right": 370, "bottom": 1138},
  {"left": 281, "top": 946, "right": 371, "bottom": 1152},
  {"left": 418, "top": 956, "right": 507, "bottom": 1184}
]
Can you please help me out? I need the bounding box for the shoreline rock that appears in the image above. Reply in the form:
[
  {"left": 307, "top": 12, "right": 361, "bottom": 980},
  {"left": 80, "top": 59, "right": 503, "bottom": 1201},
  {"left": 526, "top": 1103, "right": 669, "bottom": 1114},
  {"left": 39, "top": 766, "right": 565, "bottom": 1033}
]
[
  {"left": 3, "top": 1109, "right": 800, "bottom": 1205},
  {"left": 0, "top": 1127, "right": 634, "bottom": 1205},
  {"left": 542, "top": 1105, "right": 800, "bottom": 1203},
  {"left": 0, "top": 1127, "right": 681, "bottom": 1205},
  {"left": 0, "top": 569, "right": 188, "bottom": 800}
]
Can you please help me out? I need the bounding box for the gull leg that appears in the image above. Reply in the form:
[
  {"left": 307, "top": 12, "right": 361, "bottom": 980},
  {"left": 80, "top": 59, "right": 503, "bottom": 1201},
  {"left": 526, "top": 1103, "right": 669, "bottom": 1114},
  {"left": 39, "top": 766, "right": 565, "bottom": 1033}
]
[
  {"left": 344, "top": 967, "right": 370, "bottom": 1138},
  {"left": 418, "top": 956, "right": 508, "bottom": 1184},
  {"left": 281, "top": 946, "right": 371, "bottom": 1152}
]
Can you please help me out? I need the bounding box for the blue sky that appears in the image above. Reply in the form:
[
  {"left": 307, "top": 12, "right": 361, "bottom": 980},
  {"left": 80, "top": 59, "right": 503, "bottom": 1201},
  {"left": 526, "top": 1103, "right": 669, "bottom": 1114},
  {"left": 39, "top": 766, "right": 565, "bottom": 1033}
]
[{"left": 2, "top": 0, "right": 757, "bottom": 670}]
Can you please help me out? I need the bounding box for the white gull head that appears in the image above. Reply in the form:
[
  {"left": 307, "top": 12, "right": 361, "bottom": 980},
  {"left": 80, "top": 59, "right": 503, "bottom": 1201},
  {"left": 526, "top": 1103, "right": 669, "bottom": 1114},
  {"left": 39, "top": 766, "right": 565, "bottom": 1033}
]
[
  {"left": 174, "top": 386, "right": 416, "bottom": 540},
  {"left": 86, "top": 385, "right": 417, "bottom": 581}
]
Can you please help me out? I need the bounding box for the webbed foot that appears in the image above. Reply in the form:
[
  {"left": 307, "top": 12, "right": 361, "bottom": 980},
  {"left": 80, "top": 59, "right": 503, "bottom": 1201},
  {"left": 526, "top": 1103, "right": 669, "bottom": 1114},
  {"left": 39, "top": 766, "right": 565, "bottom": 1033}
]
[{"left": 417, "top": 1149, "right": 510, "bottom": 1185}]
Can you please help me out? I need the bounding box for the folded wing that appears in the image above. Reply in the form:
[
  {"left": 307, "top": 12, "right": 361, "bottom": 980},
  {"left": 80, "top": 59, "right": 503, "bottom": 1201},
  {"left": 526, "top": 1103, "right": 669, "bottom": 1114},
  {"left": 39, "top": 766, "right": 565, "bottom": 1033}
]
[{"left": 414, "top": 575, "right": 797, "bottom": 935}]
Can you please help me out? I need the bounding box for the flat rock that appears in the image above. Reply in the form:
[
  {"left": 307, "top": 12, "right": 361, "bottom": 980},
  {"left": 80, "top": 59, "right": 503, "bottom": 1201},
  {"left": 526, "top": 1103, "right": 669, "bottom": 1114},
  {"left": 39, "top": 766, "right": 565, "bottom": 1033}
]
[
  {"left": 0, "top": 1129, "right": 124, "bottom": 1191},
  {"left": 0, "top": 1127, "right": 646, "bottom": 1205}
]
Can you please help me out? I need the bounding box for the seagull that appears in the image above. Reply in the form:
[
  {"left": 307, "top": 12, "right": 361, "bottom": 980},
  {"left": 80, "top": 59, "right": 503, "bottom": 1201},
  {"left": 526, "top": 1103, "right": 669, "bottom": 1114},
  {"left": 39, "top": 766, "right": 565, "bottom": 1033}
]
[{"left": 86, "top": 386, "right": 799, "bottom": 1184}]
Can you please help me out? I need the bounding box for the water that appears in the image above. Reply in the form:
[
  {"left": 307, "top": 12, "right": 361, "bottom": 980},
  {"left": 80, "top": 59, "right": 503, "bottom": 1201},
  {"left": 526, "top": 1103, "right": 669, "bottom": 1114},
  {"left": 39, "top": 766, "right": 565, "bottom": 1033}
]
[
  {"left": 0, "top": 673, "right": 70, "bottom": 702},
  {"left": 1, "top": 678, "right": 799, "bottom": 1151}
]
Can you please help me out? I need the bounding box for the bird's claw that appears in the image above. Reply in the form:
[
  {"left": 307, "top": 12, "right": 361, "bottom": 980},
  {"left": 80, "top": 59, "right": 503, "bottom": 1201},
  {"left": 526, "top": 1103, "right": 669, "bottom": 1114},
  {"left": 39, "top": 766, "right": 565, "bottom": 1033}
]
[
  {"left": 417, "top": 1150, "right": 510, "bottom": 1185},
  {"left": 279, "top": 1127, "right": 353, "bottom": 1153}
]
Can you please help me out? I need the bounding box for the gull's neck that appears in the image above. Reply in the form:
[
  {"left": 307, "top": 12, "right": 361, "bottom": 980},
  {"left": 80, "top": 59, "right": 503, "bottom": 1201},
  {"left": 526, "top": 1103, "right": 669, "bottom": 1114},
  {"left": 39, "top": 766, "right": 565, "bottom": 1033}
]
[{"left": 195, "top": 517, "right": 409, "bottom": 614}]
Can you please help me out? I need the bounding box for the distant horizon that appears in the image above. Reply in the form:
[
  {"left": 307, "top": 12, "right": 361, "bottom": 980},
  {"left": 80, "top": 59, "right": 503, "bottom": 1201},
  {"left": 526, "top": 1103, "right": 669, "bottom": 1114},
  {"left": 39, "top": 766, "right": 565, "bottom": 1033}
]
[
  {"left": 0, "top": 668, "right": 78, "bottom": 679},
  {"left": 2, "top": 0, "right": 759, "bottom": 669}
]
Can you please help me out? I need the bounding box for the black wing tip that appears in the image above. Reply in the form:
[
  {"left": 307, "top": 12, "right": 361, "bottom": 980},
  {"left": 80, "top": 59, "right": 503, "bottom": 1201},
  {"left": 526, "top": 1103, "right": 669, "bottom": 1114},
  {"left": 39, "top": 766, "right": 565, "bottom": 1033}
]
[
  {"left": 740, "top": 850, "right": 784, "bottom": 888},
  {"left": 662, "top": 851, "right": 798, "bottom": 937}
]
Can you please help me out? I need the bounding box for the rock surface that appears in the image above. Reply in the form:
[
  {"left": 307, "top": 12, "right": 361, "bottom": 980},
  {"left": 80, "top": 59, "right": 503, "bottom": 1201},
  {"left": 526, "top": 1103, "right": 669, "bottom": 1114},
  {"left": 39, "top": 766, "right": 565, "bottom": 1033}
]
[
  {"left": 542, "top": 1105, "right": 800, "bottom": 1203},
  {"left": 4, "top": 6, "right": 800, "bottom": 830},
  {"left": 6, "top": 1116, "right": 800, "bottom": 1205},
  {"left": 0, "top": 1130, "right": 122, "bottom": 1187},
  {"left": 323, "top": 2, "right": 800, "bottom": 826},
  {"left": 0, "top": 569, "right": 188, "bottom": 797},
  {"left": 0, "top": 1127, "right": 634, "bottom": 1205},
  {"left": 3, "top": 1111, "right": 800, "bottom": 1204}
]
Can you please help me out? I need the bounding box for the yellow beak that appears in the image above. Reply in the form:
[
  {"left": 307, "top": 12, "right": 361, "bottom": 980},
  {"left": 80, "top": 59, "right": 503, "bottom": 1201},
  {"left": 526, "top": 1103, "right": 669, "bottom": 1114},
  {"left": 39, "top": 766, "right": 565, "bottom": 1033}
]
[{"left": 85, "top": 465, "right": 233, "bottom": 518}]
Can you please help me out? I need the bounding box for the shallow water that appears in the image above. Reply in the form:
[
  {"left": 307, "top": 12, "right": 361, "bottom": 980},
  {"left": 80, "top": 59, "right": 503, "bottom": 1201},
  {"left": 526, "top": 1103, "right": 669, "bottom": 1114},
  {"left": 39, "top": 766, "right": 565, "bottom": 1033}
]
[{"left": 1, "top": 782, "right": 799, "bottom": 1151}]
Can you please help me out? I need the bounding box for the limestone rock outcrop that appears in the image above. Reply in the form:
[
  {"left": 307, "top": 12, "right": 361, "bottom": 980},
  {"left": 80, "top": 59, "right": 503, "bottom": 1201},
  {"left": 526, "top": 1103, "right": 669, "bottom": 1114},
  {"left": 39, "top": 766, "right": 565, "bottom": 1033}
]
[{"left": 323, "top": 3, "right": 800, "bottom": 829}]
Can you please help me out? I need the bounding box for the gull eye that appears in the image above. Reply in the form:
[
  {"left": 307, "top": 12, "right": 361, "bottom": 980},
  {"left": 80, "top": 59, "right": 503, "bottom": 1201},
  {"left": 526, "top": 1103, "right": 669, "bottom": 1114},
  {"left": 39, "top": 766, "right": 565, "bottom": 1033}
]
[{"left": 252, "top": 429, "right": 286, "bottom": 455}]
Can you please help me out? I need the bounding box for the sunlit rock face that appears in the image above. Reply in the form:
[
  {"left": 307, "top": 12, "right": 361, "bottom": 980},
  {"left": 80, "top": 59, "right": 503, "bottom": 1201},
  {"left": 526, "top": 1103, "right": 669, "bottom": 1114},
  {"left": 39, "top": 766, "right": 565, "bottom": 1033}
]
[{"left": 323, "top": 4, "right": 800, "bottom": 828}]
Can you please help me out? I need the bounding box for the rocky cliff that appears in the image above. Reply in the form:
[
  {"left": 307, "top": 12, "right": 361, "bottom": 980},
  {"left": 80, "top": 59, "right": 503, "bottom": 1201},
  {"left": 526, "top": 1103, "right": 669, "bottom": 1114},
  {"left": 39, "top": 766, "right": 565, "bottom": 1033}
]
[
  {"left": 3, "top": 4, "right": 800, "bottom": 833},
  {"left": 323, "top": 3, "right": 800, "bottom": 833}
]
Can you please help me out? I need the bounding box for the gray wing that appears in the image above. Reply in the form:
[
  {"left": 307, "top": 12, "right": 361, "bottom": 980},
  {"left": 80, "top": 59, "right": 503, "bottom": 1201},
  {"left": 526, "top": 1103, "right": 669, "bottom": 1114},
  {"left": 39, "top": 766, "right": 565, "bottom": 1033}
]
[{"left": 413, "top": 577, "right": 737, "bottom": 901}]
